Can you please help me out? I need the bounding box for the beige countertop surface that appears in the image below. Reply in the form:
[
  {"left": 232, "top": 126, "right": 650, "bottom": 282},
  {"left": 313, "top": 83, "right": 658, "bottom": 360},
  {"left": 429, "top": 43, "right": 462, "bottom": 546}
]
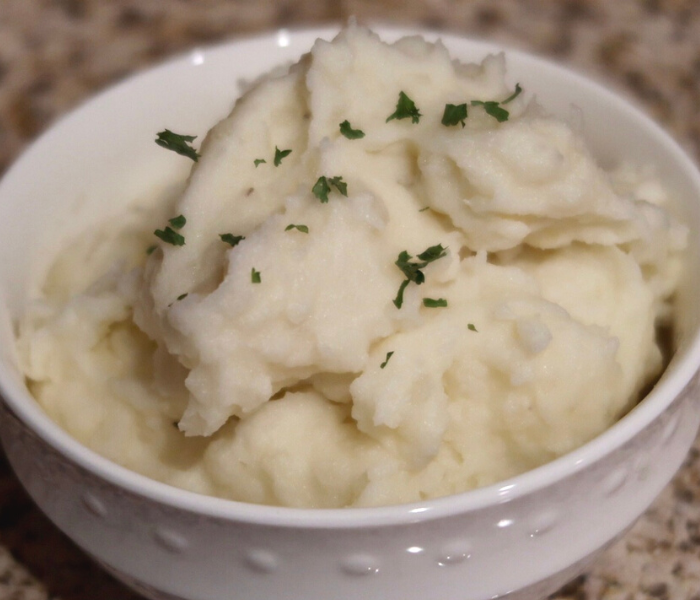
[{"left": 1, "top": 1, "right": 700, "bottom": 599}]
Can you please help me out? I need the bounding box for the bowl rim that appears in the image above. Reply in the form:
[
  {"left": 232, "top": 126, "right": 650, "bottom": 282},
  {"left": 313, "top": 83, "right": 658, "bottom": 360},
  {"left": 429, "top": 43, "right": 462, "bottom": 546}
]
[{"left": 2, "top": 24, "right": 700, "bottom": 529}]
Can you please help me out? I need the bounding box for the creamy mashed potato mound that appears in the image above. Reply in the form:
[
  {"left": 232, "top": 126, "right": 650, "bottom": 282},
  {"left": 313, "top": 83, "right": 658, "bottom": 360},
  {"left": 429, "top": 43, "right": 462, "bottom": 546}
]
[{"left": 17, "top": 27, "right": 687, "bottom": 508}]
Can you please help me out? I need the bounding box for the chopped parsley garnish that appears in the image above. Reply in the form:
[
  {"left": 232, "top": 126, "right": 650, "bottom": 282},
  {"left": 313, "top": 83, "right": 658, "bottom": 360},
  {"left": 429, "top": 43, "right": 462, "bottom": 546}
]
[
  {"left": 380, "top": 351, "right": 394, "bottom": 369},
  {"left": 154, "top": 226, "right": 185, "bottom": 246},
  {"left": 441, "top": 103, "right": 468, "bottom": 127},
  {"left": 312, "top": 175, "right": 348, "bottom": 203},
  {"left": 468, "top": 323, "right": 478, "bottom": 332},
  {"left": 274, "top": 146, "right": 292, "bottom": 166},
  {"left": 502, "top": 83, "right": 522, "bottom": 104},
  {"left": 168, "top": 214, "right": 186, "bottom": 230},
  {"left": 254, "top": 159, "right": 266, "bottom": 167},
  {"left": 419, "top": 206, "right": 430, "bottom": 212},
  {"left": 386, "top": 91, "right": 422, "bottom": 124},
  {"left": 439, "top": 85, "right": 522, "bottom": 127},
  {"left": 312, "top": 177, "right": 331, "bottom": 202},
  {"left": 251, "top": 268, "right": 261, "bottom": 283},
  {"left": 393, "top": 280, "right": 411, "bottom": 309},
  {"left": 285, "top": 224, "right": 309, "bottom": 233},
  {"left": 329, "top": 176, "right": 347, "bottom": 196},
  {"left": 155, "top": 130, "right": 200, "bottom": 162},
  {"left": 339, "top": 120, "right": 365, "bottom": 139},
  {"left": 469, "top": 85, "right": 522, "bottom": 123},
  {"left": 471, "top": 100, "right": 510, "bottom": 123},
  {"left": 168, "top": 292, "right": 189, "bottom": 308},
  {"left": 395, "top": 251, "right": 426, "bottom": 285},
  {"left": 423, "top": 298, "right": 448, "bottom": 308},
  {"left": 392, "top": 244, "right": 448, "bottom": 308},
  {"left": 220, "top": 233, "right": 245, "bottom": 247},
  {"left": 417, "top": 245, "right": 448, "bottom": 263},
  {"left": 395, "top": 244, "right": 448, "bottom": 284},
  {"left": 146, "top": 245, "right": 157, "bottom": 255}
]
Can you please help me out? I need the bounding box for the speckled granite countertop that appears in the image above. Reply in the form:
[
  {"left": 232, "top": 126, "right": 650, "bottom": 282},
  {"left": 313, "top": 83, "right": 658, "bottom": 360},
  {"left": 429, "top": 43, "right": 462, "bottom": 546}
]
[{"left": 1, "top": 1, "right": 700, "bottom": 599}]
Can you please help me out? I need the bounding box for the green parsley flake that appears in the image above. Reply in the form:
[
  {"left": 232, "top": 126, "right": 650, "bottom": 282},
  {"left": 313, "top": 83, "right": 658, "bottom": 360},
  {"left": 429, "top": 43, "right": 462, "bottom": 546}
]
[
  {"left": 471, "top": 100, "right": 510, "bottom": 123},
  {"left": 339, "top": 120, "right": 365, "bottom": 139},
  {"left": 154, "top": 226, "right": 185, "bottom": 246},
  {"left": 393, "top": 244, "right": 447, "bottom": 309},
  {"left": 441, "top": 103, "right": 468, "bottom": 127},
  {"left": 467, "top": 86, "right": 522, "bottom": 123},
  {"left": 468, "top": 323, "right": 478, "bottom": 332},
  {"left": 177, "top": 293, "right": 188, "bottom": 301},
  {"left": 419, "top": 206, "right": 430, "bottom": 212},
  {"left": 312, "top": 175, "right": 348, "bottom": 203},
  {"left": 393, "top": 280, "right": 411, "bottom": 309},
  {"left": 380, "top": 351, "right": 394, "bottom": 369},
  {"left": 329, "top": 176, "right": 347, "bottom": 196},
  {"left": 251, "top": 268, "right": 261, "bottom": 283},
  {"left": 423, "top": 298, "right": 448, "bottom": 308},
  {"left": 254, "top": 159, "right": 266, "bottom": 167},
  {"left": 155, "top": 130, "right": 200, "bottom": 162},
  {"left": 502, "top": 83, "right": 522, "bottom": 104},
  {"left": 146, "top": 245, "right": 157, "bottom": 255},
  {"left": 220, "top": 233, "right": 245, "bottom": 247},
  {"left": 312, "top": 177, "right": 331, "bottom": 203},
  {"left": 285, "top": 224, "right": 309, "bottom": 233},
  {"left": 395, "top": 244, "right": 447, "bottom": 284},
  {"left": 417, "top": 244, "right": 448, "bottom": 263},
  {"left": 484, "top": 102, "right": 510, "bottom": 122},
  {"left": 169, "top": 214, "right": 186, "bottom": 230},
  {"left": 386, "top": 91, "right": 422, "bottom": 124},
  {"left": 395, "top": 251, "right": 426, "bottom": 285},
  {"left": 274, "top": 146, "right": 292, "bottom": 166}
]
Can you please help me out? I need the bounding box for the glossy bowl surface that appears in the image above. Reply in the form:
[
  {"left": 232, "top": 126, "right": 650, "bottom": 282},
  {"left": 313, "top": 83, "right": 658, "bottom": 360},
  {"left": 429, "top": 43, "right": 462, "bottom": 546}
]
[{"left": 1, "top": 27, "right": 700, "bottom": 600}]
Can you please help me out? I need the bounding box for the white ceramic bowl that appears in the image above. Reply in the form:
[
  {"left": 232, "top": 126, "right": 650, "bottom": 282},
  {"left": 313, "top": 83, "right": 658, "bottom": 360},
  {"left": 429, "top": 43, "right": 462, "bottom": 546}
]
[{"left": 1, "top": 27, "right": 700, "bottom": 600}]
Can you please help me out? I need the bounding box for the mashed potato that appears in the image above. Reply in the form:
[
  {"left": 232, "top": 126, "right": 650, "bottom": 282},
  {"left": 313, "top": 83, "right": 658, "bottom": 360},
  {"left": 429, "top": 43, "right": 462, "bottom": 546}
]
[{"left": 17, "top": 26, "right": 686, "bottom": 508}]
